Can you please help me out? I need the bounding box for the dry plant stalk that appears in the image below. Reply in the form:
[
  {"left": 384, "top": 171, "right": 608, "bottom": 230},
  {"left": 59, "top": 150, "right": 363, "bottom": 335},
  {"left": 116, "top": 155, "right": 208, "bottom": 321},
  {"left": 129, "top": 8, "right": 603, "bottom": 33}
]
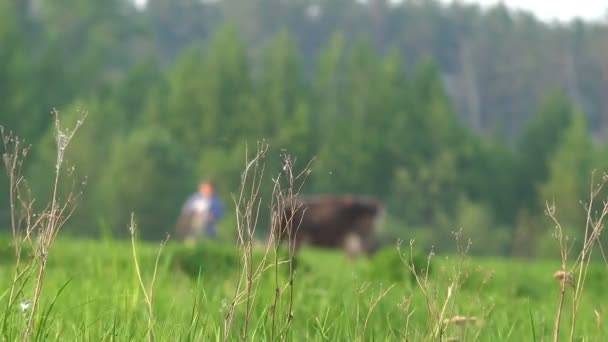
[
  {"left": 268, "top": 151, "right": 311, "bottom": 341},
  {"left": 400, "top": 296, "right": 415, "bottom": 340},
  {"left": 594, "top": 309, "right": 602, "bottom": 340},
  {"left": 442, "top": 229, "right": 474, "bottom": 339},
  {"left": 546, "top": 199, "right": 570, "bottom": 342},
  {"left": 129, "top": 213, "right": 169, "bottom": 342},
  {"left": 361, "top": 284, "right": 395, "bottom": 340},
  {"left": 1, "top": 127, "right": 37, "bottom": 336},
  {"left": 398, "top": 227, "right": 473, "bottom": 341},
  {"left": 2, "top": 109, "right": 87, "bottom": 341},
  {"left": 353, "top": 282, "right": 369, "bottom": 339},
  {"left": 353, "top": 281, "right": 395, "bottom": 342},
  {"left": 222, "top": 142, "right": 311, "bottom": 342},
  {"left": 224, "top": 142, "right": 268, "bottom": 341},
  {"left": 398, "top": 239, "right": 435, "bottom": 336},
  {"left": 443, "top": 313, "right": 481, "bottom": 341},
  {"left": 547, "top": 171, "right": 608, "bottom": 342},
  {"left": 443, "top": 315, "right": 479, "bottom": 326},
  {"left": 223, "top": 142, "right": 271, "bottom": 340}
]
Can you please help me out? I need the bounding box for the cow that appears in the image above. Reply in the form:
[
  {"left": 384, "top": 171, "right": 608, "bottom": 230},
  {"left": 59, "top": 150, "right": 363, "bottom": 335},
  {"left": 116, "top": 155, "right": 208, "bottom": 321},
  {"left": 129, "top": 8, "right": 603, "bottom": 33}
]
[{"left": 269, "top": 194, "right": 384, "bottom": 260}]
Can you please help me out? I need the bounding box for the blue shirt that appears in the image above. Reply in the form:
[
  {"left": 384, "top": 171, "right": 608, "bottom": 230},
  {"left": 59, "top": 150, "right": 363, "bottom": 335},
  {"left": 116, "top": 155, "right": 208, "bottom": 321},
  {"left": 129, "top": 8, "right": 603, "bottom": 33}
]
[{"left": 182, "top": 193, "right": 225, "bottom": 236}]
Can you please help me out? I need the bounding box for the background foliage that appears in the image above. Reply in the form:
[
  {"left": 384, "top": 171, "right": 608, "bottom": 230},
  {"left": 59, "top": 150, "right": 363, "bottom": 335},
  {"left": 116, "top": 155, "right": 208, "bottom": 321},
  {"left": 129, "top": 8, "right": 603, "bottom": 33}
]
[{"left": 2, "top": 0, "right": 608, "bottom": 257}]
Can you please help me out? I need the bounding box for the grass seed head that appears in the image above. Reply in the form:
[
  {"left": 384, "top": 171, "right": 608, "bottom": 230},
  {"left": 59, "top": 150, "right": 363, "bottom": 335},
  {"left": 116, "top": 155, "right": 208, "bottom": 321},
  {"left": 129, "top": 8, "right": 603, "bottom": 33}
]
[
  {"left": 443, "top": 315, "right": 478, "bottom": 326},
  {"left": 553, "top": 270, "right": 574, "bottom": 287}
]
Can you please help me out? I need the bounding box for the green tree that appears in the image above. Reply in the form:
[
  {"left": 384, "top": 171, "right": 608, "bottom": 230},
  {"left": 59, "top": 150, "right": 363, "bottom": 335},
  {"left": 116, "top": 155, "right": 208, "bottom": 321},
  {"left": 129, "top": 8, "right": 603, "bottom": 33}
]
[
  {"left": 258, "top": 29, "right": 314, "bottom": 185},
  {"left": 372, "top": 49, "right": 413, "bottom": 197},
  {"left": 37, "top": 0, "right": 138, "bottom": 90},
  {"left": 465, "top": 137, "right": 520, "bottom": 226},
  {"left": 108, "top": 58, "right": 166, "bottom": 129},
  {"left": 311, "top": 32, "right": 348, "bottom": 193},
  {"left": 0, "top": 0, "right": 32, "bottom": 138},
  {"left": 146, "top": 0, "right": 218, "bottom": 60},
  {"left": 515, "top": 90, "right": 574, "bottom": 213},
  {"left": 259, "top": 30, "right": 307, "bottom": 139},
  {"left": 318, "top": 39, "right": 382, "bottom": 194},
  {"left": 164, "top": 43, "right": 207, "bottom": 151},
  {"left": 538, "top": 110, "right": 592, "bottom": 230},
  {"left": 98, "top": 126, "right": 195, "bottom": 239},
  {"left": 166, "top": 25, "right": 256, "bottom": 156},
  {"left": 202, "top": 25, "right": 257, "bottom": 143},
  {"left": 0, "top": 0, "right": 30, "bottom": 229},
  {"left": 22, "top": 100, "right": 125, "bottom": 232},
  {"left": 389, "top": 58, "right": 474, "bottom": 231}
]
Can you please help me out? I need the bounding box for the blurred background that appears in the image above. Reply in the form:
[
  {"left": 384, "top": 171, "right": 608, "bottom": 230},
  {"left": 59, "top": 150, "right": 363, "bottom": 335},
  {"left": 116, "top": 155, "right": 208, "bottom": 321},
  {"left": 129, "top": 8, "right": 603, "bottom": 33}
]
[{"left": 1, "top": 0, "right": 608, "bottom": 258}]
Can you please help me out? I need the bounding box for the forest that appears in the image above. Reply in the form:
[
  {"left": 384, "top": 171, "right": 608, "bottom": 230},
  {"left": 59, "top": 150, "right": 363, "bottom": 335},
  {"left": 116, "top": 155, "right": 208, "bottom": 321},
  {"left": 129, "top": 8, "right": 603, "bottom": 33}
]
[{"left": 2, "top": 0, "right": 608, "bottom": 258}]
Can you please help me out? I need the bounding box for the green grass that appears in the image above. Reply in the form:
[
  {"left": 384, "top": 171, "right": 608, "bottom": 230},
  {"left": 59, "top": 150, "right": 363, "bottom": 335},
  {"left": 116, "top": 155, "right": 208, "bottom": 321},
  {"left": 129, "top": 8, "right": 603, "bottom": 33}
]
[{"left": 0, "top": 235, "right": 606, "bottom": 341}]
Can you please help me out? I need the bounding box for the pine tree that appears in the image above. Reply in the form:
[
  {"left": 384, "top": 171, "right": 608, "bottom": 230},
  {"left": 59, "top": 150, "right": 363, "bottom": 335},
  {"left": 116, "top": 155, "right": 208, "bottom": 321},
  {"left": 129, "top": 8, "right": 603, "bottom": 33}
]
[
  {"left": 516, "top": 89, "right": 574, "bottom": 213},
  {"left": 98, "top": 126, "right": 195, "bottom": 239},
  {"left": 165, "top": 43, "right": 207, "bottom": 152},
  {"left": 388, "top": 58, "right": 474, "bottom": 232},
  {"left": 539, "top": 110, "right": 592, "bottom": 229},
  {"left": 312, "top": 32, "right": 348, "bottom": 193},
  {"left": 258, "top": 29, "right": 314, "bottom": 175},
  {"left": 0, "top": 0, "right": 32, "bottom": 138}
]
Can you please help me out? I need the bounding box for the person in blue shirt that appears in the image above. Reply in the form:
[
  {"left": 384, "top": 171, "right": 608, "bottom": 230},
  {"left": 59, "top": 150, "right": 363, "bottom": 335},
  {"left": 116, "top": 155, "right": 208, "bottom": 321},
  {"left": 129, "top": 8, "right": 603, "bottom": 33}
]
[{"left": 180, "top": 180, "right": 225, "bottom": 240}]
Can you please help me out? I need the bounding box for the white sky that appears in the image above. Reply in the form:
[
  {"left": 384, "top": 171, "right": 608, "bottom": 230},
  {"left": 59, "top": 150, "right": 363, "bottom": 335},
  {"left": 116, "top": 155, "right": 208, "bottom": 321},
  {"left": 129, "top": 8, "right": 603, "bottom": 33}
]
[{"left": 440, "top": 0, "right": 607, "bottom": 22}]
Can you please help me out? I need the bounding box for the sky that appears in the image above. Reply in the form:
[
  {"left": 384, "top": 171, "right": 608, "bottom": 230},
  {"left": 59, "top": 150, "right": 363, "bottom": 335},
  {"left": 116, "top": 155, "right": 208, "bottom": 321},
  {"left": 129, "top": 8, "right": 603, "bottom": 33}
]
[{"left": 441, "top": 0, "right": 607, "bottom": 22}]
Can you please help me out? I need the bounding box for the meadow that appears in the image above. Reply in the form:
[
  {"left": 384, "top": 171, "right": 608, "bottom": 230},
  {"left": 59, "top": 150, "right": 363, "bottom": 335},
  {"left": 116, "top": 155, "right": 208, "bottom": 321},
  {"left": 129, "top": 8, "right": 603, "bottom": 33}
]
[
  {"left": 1, "top": 117, "right": 607, "bottom": 341},
  {"left": 1, "top": 233, "right": 606, "bottom": 341}
]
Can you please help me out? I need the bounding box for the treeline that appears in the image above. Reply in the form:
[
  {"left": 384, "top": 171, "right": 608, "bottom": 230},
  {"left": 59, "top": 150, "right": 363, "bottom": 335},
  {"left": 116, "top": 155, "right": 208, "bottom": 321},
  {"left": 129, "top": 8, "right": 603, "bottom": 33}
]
[
  {"left": 4, "top": 0, "right": 608, "bottom": 141},
  {"left": 1, "top": 0, "right": 608, "bottom": 257}
]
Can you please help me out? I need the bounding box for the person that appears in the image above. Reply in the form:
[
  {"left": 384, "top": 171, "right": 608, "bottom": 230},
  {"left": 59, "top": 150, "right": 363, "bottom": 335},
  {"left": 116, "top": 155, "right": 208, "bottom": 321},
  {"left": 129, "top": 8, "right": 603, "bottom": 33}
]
[{"left": 179, "top": 180, "right": 225, "bottom": 241}]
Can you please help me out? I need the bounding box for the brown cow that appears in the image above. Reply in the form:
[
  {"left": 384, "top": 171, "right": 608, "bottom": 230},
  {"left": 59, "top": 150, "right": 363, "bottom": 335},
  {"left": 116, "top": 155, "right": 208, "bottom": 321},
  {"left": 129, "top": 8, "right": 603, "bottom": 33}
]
[{"left": 270, "top": 194, "right": 384, "bottom": 259}]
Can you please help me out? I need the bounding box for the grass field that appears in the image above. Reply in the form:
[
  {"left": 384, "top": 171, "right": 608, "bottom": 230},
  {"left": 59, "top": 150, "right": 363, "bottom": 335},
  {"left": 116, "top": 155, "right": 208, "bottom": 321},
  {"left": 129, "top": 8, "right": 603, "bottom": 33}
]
[{"left": 1, "top": 234, "right": 606, "bottom": 341}]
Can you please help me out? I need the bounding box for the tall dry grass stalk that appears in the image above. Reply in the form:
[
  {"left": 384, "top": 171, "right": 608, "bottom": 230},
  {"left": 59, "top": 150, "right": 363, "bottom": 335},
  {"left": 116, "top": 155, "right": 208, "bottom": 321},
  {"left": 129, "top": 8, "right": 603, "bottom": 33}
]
[
  {"left": 128, "top": 213, "right": 169, "bottom": 342},
  {"left": 398, "top": 228, "right": 474, "bottom": 341},
  {"left": 222, "top": 142, "right": 311, "bottom": 341},
  {"left": 399, "top": 295, "right": 415, "bottom": 340},
  {"left": 1, "top": 109, "right": 87, "bottom": 341},
  {"left": 547, "top": 171, "right": 608, "bottom": 342},
  {"left": 223, "top": 142, "right": 268, "bottom": 341},
  {"left": 357, "top": 284, "right": 397, "bottom": 341},
  {"left": 1, "top": 126, "right": 36, "bottom": 338},
  {"left": 267, "top": 151, "right": 312, "bottom": 341},
  {"left": 398, "top": 239, "right": 448, "bottom": 341},
  {"left": 354, "top": 282, "right": 395, "bottom": 341}
]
